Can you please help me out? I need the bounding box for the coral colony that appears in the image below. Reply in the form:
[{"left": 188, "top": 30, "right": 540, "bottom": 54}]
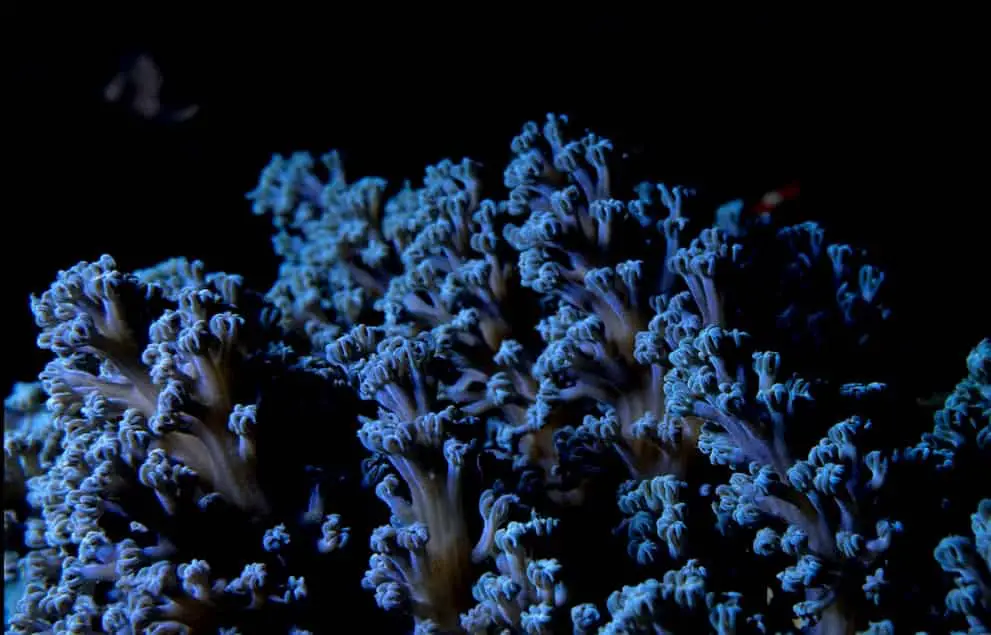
[{"left": 3, "top": 114, "right": 989, "bottom": 634}]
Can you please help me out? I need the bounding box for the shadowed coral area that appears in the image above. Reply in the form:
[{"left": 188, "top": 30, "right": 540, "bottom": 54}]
[{"left": 4, "top": 115, "right": 988, "bottom": 634}]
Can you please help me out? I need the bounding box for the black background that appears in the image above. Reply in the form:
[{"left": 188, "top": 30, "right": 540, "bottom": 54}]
[{"left": 3, "top": 9, "right": 986, "bottom": 398}]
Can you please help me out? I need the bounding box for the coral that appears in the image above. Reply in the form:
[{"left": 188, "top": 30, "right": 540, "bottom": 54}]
[
  {"left": 4, "top": 115, "right": 988, "bottom": 634},
  {"left": 4, "top": 258, "right": 365, "bottom": 633}
]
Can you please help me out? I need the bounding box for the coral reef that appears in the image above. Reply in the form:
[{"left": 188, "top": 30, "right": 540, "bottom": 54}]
[{"left": 4, "top": 115, "right": 988, "bottom": 634}]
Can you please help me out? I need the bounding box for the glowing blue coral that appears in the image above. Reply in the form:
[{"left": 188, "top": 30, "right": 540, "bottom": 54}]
[{"left": 5, "top": 113, "right": 988, "bottom": 635}]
